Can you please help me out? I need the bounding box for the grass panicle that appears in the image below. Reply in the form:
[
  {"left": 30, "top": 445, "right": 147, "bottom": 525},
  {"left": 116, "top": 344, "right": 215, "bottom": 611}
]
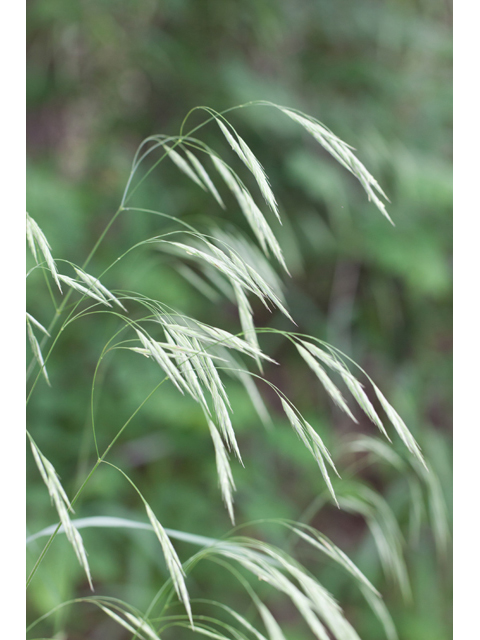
[{"left": 26, "top": 102, "right": 446, "bottom": 640}]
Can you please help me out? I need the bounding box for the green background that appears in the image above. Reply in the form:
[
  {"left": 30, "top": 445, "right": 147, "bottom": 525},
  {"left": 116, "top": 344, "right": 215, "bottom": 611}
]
[{"left": 26, "top": 1, "right": 452, "bottom": 638}]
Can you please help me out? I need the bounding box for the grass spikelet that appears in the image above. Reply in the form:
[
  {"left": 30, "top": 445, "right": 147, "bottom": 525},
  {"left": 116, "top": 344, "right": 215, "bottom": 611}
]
[
  {"left": 163, "top": 237, "right": 291, "bottom": 319},
  {"left": 237, "top": 135, "right": 279, "bottom": 221},
  {"left": 26, "top": 316, "right": 50, "bottom": 385},
  {"left": 240, "top": 259, "right": 292, "bottom": 320},
  {"left": 340, "top": 372, "right": 389, "bottom": 440},
  {"left": 278, "top": 108, "right": 392, "bottom": 224},
  {"left": 58, "top": 274, "right": 112, "bottom": 307},
  {"left": 164, "top": 241, "right": 250, "bottom": 293},
  {"left": 26, "top": 312, "right": 50, "bottom": 336},
  {"left": 289, "top": 523, "right": 379, "bottom": 596},
  {"left": 299, "top": 340, "right": 347, "bottom": 374},
  {"left": 135, "top": 329, "right": 188, "bottom": 396},
  {"left": 232, "top": 283, "right": 263, "bottom": 372},
  {"left": 208, "top": 420, "right": 236, "bottom": 524},
  {"left": 372, "top": 383, "right": 426, "bottom": 468},
  {"left": 26, "top": 213, "right": 37, "bottom": 262},
  {"left": 184, "top": 149, "right": 225, "bottom": 208},
  {"left": 216, "top": 120, "right": 246, "bottom": 161},
  {"left": 218, "top": 348, "right": 272, "bottom": 428},
  {"left": 280, "top": 398, "right": 338, "bottom": 505},
  {"left": 73, "top": 267, "right": 127, "bottom": 310},
  {"left": 188, "top": 336, "right": 216, "bottom": 392},
  {"left": 154, "top": 320, "right": 243, "bottom": 464},
  {"left": 206, "top": 368, "right": 242, "bottom": 462},
  {"left": 159, "top": 314, "right": 273, "bottom": 365},
  {"left": 164, "top": 144, "right": 206, "bottom": 189},
  {"left": 212, "top": 229, "right": 285, "bottom": 301},
  {"left": 163, "top": 328, "right": 210, "bottom": 411},
  {"left": 200, "top": 542, "right": 331, "bottom": 640},
  {"left": 26, "top": 212, "right": 62, "bottom": 291},
  {"left": 296, "top": 344, "right": 357, "bottom": 423},
  {"left": 211, "top": 153, "right": 242, "bottom": 194},
  {"left": 216, "top": 119, "right": 279, "bottom": 221},
  {"left": 298, "top": 340, "right": 426, "bottom": 461},
  {"left": 209, "top": 156, "right": 286, "bottom": 270},
  {"left": 98, "top": 605, "right": 141, "bottom": 636},
  {"left": 247, "top": 541, "right": 359, "bottom": 640},
  {"left": 145, "top": 503, "right": 193, "bottom": 626},
  {"left": 98, "top": 605, "right": 160, "bottom": 639},
  {"left": 238, "top": 189, "right": 287, "bottom": 271},
  {"left": 257, "top": 602, "right": 287, "bottom": 640},
  {"left": 200, "top": 344, "right": 232, "bottom": 409},
  {"left": 29, "top": 438, "right": 92, "bottom": 589},
  {"left": 298, "top": 340, "right": 388, "bottom": 438},
  {"left": 194, "top": 320, "right": 274, "bottom": 364},
  {"left": 123, "top": 612, "right": 161, "bottom": 640},
  {"left": 286, "top": 569, "right": 361, "bottom": 640}
]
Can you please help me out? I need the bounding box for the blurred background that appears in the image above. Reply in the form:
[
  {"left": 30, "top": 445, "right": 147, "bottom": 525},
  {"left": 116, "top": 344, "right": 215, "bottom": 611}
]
[{"left": 26, "top": 0, "right": 452, "bottom": 638}]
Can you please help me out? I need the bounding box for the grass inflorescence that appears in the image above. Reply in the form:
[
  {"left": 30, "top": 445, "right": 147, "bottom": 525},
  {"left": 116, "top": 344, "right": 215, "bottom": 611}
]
[{"left": 26, "top": 102, "right": 448, "bottom": 640}]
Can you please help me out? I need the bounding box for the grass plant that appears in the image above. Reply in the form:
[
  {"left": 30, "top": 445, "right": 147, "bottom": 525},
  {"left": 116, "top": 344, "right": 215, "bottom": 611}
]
[{"left": 26, "top": 102, "right": 449, "bottom": 639}]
